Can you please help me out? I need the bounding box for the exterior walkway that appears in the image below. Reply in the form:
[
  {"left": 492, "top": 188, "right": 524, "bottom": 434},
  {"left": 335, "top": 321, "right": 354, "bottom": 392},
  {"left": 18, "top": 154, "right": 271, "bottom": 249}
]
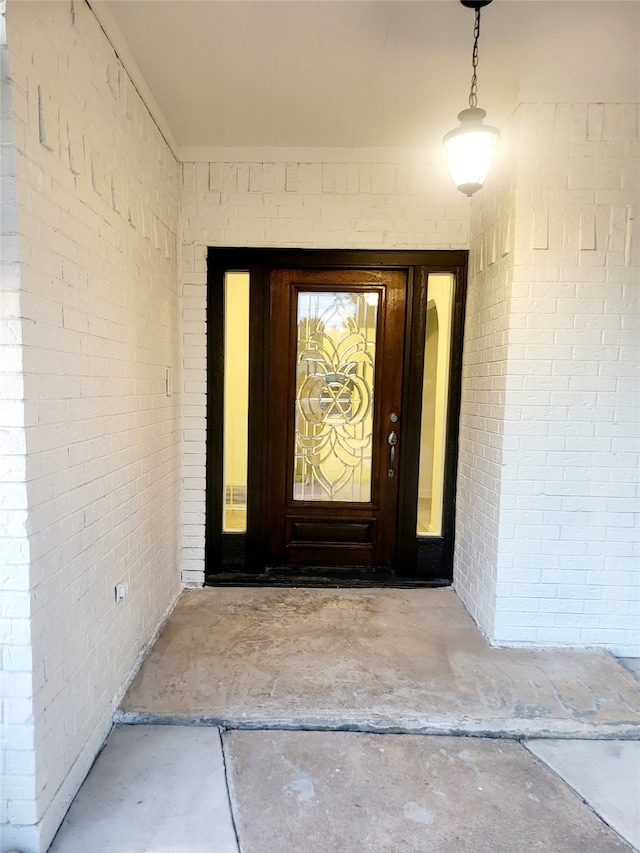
[
  {"left": 48, "top": 725, "right": 639, "bottom": 851},
  {"left": 48, "top": 588, "right": 640, "bottom": 851}
]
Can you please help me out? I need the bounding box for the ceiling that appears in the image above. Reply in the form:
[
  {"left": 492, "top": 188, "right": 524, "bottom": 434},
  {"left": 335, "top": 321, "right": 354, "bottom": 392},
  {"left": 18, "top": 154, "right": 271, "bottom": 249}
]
[{"left": 93, "top": 0, "right": 639, "bottom": 159}]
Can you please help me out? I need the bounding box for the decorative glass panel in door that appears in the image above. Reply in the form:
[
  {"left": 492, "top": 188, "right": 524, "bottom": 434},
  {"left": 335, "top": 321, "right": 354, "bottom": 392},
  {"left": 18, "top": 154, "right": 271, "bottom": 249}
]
[{"left": 293, "top": 291, "right": 378, "bottom": 503}]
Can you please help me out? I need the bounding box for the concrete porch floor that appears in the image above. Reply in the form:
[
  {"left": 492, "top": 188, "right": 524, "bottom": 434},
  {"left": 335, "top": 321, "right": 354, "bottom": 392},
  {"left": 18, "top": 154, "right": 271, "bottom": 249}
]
[
  {"left": 116, "top": 587, "right": 640, "bottom": 738},
  {"left": 47, "top": 588, "right": 640, "bottom": 852}
]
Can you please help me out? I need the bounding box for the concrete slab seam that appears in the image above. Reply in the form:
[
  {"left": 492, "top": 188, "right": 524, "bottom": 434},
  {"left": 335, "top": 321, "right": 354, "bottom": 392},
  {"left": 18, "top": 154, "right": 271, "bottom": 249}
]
[
  {"left": 221, "top": 730, "right": 247, "bottom": 853},
  {"left": 218, "top": 726, "right": 242, "bottom": 853},
  {"left": 112, "top": 710, "right": 640, "bottom": 741},
  {"left": 520, "top": 741, "right": 639, "bottom": 852}
]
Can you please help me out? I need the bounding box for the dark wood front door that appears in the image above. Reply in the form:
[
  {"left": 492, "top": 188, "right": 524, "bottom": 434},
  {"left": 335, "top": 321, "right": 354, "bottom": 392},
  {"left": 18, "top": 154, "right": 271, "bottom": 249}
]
[
  {"left": 205, "top": 248, "right": 468, "bottom": 586},
  {"left": 264, "top": 268, "right": 407, "bottom": 569}
]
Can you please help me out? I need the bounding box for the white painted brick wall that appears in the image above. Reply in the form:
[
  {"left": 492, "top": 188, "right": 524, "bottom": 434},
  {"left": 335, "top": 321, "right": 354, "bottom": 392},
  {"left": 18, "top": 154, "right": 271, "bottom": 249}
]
[
  {"left": 2, "top": 2, "right": 182, "bottom": 850},
  {"left": 453, "top": 112, "right": 518, "bottom": 639},
  {"left": 1, "top": 8, "right": 37, "bottom": 849},
  {"left": 495, "top": 103, "right": 639, "bottom": 656},
  {"left": 457, "top": 103, "right": 639, "bottom": 657},
  {"left": 180, "top": 156, "right": 470, "bottom": 585}
]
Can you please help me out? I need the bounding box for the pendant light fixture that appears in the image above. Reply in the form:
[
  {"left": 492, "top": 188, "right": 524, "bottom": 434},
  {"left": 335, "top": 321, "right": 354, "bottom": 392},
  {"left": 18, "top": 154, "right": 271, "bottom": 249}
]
[{"left": 444, "top": 0, "right": 500, "bottom": 197}]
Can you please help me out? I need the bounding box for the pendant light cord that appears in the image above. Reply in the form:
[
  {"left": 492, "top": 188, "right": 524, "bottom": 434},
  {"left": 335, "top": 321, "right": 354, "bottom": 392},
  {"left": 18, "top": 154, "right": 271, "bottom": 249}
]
[{"left": 469, "top": 7, "right": 481, "bottom": 108}]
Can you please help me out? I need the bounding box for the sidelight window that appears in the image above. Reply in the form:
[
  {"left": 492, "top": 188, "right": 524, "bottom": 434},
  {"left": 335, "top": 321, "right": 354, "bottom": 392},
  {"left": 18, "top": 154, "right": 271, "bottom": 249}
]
[
  {"left": 222, "top": 271, "right": 250, "bottom": 532},
  {"left": 417, "top": 274, "right": 455, "bottom": 537}
]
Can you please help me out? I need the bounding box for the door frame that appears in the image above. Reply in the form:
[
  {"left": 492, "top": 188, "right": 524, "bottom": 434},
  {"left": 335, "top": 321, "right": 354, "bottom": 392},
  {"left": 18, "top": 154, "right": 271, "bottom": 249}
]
[{"left": 205, "top": 248, "right": 468, "bottom": 585}]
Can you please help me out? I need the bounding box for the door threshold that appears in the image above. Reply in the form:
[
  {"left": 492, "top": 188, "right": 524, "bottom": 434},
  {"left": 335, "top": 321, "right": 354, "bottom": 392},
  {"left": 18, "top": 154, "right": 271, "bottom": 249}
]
[{"left": 205, "top": 567, "right": 451, "bottom": 588}]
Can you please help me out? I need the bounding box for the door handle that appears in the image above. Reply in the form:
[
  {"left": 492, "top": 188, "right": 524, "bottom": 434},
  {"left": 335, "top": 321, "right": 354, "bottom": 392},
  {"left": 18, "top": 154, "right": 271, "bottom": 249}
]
[{"left": 387, "top": 430, "right": 398, "bottom": 478}]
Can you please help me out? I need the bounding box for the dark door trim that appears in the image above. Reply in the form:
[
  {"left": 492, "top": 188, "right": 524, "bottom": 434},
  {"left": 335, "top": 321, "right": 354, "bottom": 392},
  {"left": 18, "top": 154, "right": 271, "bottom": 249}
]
[{"left": 205, "top": 248, "right": 468, "bottom": 586}]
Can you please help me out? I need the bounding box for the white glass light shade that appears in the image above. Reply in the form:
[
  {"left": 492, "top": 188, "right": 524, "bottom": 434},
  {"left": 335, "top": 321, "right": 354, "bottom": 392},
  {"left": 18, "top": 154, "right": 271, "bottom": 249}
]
[{"left": 443, "top": 107, "right": 500, "bottom": 197}]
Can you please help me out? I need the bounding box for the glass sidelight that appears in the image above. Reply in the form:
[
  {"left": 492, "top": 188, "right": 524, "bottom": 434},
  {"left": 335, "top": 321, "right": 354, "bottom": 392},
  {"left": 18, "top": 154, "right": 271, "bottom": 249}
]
[
  {"left": 222, "top": 271, "right": 249, "bottom": 532},
  {"left": 417, "top": 273, "right": 455, "bottom": 536},
  {"left": 293, "top": 290, "right": 378, "bottom": 503}
]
